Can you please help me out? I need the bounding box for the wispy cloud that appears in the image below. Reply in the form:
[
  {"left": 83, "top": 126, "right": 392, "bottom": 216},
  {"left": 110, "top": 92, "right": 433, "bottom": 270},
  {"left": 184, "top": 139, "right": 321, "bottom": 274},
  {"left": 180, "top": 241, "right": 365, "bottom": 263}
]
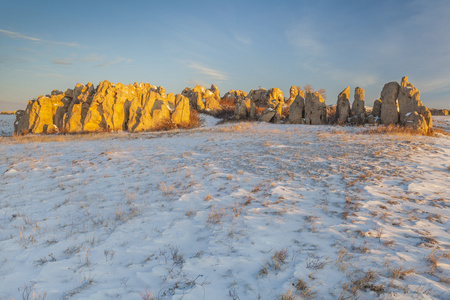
[
  {"left": 233, "top": 32, "right": 252, "bottom": 46},
  {"left": 285, "top": 21, "right": 324, "bottom": 55},
  {"left": 188, "top": 62, "right": 228, "bottom": 81},
  {"left": 52, "top": 58, "right": 73, "bottom": 65},
  {"left": 95, "top": 58, "right": 132, "bottom": 68},
  {"left": 0, "top": 28, "right": 41, "bottom": 41},
  {"left": 0, "top": 28, "right": 80, "bottom": 47}
]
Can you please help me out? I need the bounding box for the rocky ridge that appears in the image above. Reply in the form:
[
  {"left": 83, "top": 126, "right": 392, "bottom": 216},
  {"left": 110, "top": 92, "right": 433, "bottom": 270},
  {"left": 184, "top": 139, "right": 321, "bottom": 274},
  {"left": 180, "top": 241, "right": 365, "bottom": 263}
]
[{"left": 14, "top": 76, "right": 434, "bottom": 135}]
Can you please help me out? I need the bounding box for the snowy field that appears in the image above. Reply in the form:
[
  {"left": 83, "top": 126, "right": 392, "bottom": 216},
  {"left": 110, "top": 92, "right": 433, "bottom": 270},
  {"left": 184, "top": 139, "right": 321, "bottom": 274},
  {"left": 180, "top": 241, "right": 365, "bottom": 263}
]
[{"left": 0, "top": 115, "right": 449, "bottom": 299}]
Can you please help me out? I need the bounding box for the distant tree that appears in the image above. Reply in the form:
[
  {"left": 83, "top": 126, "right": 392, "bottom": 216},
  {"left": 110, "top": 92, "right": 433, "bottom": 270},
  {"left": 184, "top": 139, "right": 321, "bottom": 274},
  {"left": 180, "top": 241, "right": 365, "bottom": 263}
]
[{"left": 303, "top": 84, "right": 327, "bottom": 100}]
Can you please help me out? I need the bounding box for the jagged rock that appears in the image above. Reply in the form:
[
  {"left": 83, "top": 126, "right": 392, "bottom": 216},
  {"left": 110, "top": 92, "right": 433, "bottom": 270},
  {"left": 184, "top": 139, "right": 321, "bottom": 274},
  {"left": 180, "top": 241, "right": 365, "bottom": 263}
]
[
  {"left": 417, "top": 105, "right": 433, "bottom": 133},
  {"left": 63, "top": 83, "right": 96, "bottom": 132},
  {"left": 234, "top": 97, "right": 248, "bottom": 120},
  {"left": 234, "top": 97, "right": 256, "bottom": 120},
  {"left": 351, "top": 87, "right": 366, "bottom": 124},
  {"left": 430, "top": 109, "right": 449, "bottom": 116},
  {"left": 404, "top": 111, "right": 429, "bottom": 134},
  {"left": 373, "top": 99, "right": 382, "bottom": 118},
  {"left": 248, "top": 88, "right": 268, "bottom": 107},
  {"left": 258, "top": 107, "right": 277, "bottom": 123},
  {"left": 398, "top": 76, "right": 423, "bottom": 124},
  {"left": 172, "top": 94, "right": 190, "bottom": 126},
  {"left": 380, "top": 81, "right": 400, "bottom": 125},
  {"left": 337, "top": 87, "right": 351, "bottom": 123},
  {"left": 15, "top": 81, "right": 193, "bottom": 135},
  {"left": 288, "top": 93, "right": 305, "bottom": 124},
  {"left": 15, "top": 92, "right": 67, "bottom": 134},
  {"left": 305, "top": 92, "right": 327, "bottom": 125},
  {"left": 203, "top": 89, "right": 221, "bottom": 111},
  {"left": 286, "top": 86, "right": 299, "bottom": 106},
  {"left": 222, "top": 90, "right": 247, "bottom": 104}
]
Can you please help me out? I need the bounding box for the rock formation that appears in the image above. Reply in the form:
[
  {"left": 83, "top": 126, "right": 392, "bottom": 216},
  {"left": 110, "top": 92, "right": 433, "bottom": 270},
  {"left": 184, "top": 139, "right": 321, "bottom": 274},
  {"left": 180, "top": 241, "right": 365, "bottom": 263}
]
[
  {"left": 15, "top": 81, "right": 193, "bottom": 135},
  {"left": 380, "top": 82, "right": 400, "bottom": 125},
  {"left": 305, "top": 92, "right": 327, "bottom": 125},
  {"left": 351, "top": 87, "right": 366, "bottom": 124},
  {"left": 372, "top": 99, "right": 382, "bottom": 119},
  {"left": 288, "top": 92, "right": 305, "bottom": 124},
  {"left": 234, "top": 97, "right": 256, "bottom": 120},
  {"left": 286, "top": 86, "right": 300, "bottom": 106},
  {"left": 336, "top": 87, "right": 351, "bottom": 123}
]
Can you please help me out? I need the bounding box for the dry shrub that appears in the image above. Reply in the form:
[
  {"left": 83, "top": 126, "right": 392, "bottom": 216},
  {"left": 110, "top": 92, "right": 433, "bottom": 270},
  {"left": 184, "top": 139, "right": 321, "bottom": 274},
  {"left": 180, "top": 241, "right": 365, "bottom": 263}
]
[
  {"left": 219, "top": 96, "right": 236, "bottom": 110},
  {"left": 360, "top": 124, "right": 424, "bottom": 136}
]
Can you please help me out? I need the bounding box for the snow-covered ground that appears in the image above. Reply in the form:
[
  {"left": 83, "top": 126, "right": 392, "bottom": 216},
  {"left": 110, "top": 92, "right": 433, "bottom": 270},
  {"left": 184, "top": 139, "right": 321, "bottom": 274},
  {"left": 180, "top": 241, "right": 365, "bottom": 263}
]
[
  {"left": 0, "top": 116, "right": 449, "bottom": 299},
  {"left": 433, "top": 116, "right": 450, "bottom": 133}
]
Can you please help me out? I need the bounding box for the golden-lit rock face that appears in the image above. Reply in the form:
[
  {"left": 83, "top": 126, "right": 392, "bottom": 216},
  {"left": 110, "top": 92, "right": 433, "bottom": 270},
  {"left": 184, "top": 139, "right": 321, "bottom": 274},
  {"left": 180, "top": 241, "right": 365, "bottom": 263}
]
[
  {"left": 336, "top": 86, "right": 351, "bottom": 123},
  {"left": 15, "top": 81, "right": 194, "bottom": 135}
]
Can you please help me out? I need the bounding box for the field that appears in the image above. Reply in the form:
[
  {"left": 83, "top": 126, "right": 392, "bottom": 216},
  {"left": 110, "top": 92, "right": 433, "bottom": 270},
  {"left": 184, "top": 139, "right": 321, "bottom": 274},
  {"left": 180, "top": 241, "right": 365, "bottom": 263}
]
[{"left": 0, "top": 114, "right": 449, "bottom": 299}]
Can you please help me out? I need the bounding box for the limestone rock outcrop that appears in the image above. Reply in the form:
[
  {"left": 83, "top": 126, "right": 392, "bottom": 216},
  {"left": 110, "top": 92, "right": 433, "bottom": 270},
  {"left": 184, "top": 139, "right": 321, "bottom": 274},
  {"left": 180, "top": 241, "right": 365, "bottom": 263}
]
[
  {"left": 288, "top": 92, "right": 305, "bottom": 124},
  {"left": 380, "top": 82, "right": 400, "bottom": 125},
  {"left": 336, "top": 87, "right": 351, "bottom": 123},
  {"left": 372, "top": 99, "right": 382, "bottom": 119},
  {"left": 351, "top": 87, "right": 366, "bottom": 124},
  {"left": 182, "top": 84, "right": 221, "bottom": 111},
  {"left": 234, "top": 97, "right": 256, "bottom": 120},
  {"left": 15, "top": 81, "right": 193, "bottom": 135},
  {"left": 305, "top": 92, "right": 327, "bottom": 125},
  {"left": 286, "top": 86, "right": 299, "bottom": 106}
]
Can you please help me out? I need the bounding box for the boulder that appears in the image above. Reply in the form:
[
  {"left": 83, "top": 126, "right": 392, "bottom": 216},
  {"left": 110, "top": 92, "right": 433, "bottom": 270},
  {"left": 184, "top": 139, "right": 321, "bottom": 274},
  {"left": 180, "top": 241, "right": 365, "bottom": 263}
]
[
  {"left": 380, "top": 81, "right": 400, "bottom": 125},
  {"left": 336, "top": 87, "right": 351, "bottom": 123},
  {"left": 404, "top": 111, "right": 428, "bottom": 134},
  {"left": 352, "top": 87, "right": 365, "bottom": 117},
  {"left": 234, "top": 97, "right": 248, "bottom": 120},
  {"left": 398, "top": 76, "right": 423, "bottom": 124},
  {"left": 305, "top": 92, "right": 327, "bottom": 125},
  {"left": 172, "top": 94, "right": 190, "bottom": 126},
  {"left": 258, "top": 107, "right": 277, "bottom": 123},
  {"left": 286, "top": 86, "right": 299, "bottom": 106},
  {"left": 373, "top": 99, "right": 382, "bottom": 118},
  {"left": 288, "top": 93, "right": 305, "bottom": 124},
  {"left": 248, "top": 88, "right": 268, "bottom": 107}
]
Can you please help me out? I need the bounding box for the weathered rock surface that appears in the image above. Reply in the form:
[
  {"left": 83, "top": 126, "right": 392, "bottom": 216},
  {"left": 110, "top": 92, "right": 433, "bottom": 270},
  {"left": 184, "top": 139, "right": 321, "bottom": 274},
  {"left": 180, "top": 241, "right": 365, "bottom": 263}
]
[
  {"left": 336, "top": 87, "right": 351, "bottom": 123},
  {"left": 258, "top": 107, "right": 277, "bottom": 123},
  {"left": 305, "top": 92, "right": 327, "bottom": 125},
  {"left": 234, "top": 97, "right": 256, "bottom": 120},
  {"left": 286, "top": 86, "right": 299, "bottom": 106},
  {"left": 372, "top": 99, "right": 382, "bottom": 119},
  {"left": 288, "top": 93, "right": 305, "bottom": 124},
  {"left": 15, "top": 81, "right": 193, "bottom": 135},
  {"left": 351, "top": 87, "right": 366, "bottom": 124},
  {"left": 182, "top": 84, "right": 221, "bottom": 111},
  {"left": 398, "top": 76, "right": 423, "bottom": 124},
  {"left": 380, "top": 81, "right": 400, "bottom": 125}
]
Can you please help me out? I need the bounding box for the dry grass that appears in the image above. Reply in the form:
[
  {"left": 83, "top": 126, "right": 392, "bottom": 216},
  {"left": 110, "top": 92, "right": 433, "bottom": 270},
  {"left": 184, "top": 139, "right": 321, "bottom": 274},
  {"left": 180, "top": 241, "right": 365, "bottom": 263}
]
[
  {"left": 359, "top": 124, "right": 427, "bottom": 136},
  {"left": 207, "top": 206, "right": 226, "bottom": 224}
]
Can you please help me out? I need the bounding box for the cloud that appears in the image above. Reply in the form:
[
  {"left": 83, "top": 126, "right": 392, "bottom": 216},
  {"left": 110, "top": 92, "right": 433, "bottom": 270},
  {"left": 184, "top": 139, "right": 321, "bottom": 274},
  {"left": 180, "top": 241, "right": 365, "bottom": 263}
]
[
  {"left": 188, "top": 62, "right": 228, "bottom": 81},
  {"left": 417, "top": 76, "right": 450, "bottom": 94},
  {"left": 0, "top": 28, "right": 41, "bottom": 41},
  {"left": 95, "top": 58, "right": 132, "bottom": 68},
  {"left": 233, "top": 32, "right": 252, "bottom": 46},
  {"left": 52, "top": 58, "right": 73, "bottom": 65},
  {"left": 80, "top": 54, "right": 104, "bottom": 63},
  {"left": 285, "top": 21, "right": 324, "bottom": 55},
  {"left": 0, "top": 28, "right": 80, "bottom": 47}
]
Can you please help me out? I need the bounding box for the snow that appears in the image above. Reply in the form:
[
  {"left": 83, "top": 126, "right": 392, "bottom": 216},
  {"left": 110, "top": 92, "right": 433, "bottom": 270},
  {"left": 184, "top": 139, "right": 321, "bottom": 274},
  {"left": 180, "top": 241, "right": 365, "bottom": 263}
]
[{"left": 0, "top": 117, "right": 449, "bottom": 299}]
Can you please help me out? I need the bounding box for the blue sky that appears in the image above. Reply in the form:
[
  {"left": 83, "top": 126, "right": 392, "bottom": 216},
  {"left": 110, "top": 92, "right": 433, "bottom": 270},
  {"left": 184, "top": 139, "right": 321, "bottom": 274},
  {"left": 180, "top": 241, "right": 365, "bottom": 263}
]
[{"left": 1, "top": 0, "right": 449, "bottom": 111}]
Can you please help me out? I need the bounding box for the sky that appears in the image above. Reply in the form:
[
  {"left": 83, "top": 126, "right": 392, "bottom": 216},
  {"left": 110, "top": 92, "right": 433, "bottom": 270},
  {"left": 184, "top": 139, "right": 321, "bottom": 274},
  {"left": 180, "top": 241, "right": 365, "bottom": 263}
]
[{"left": 1, "top": 0, "right": 449, "bottom": 111}]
